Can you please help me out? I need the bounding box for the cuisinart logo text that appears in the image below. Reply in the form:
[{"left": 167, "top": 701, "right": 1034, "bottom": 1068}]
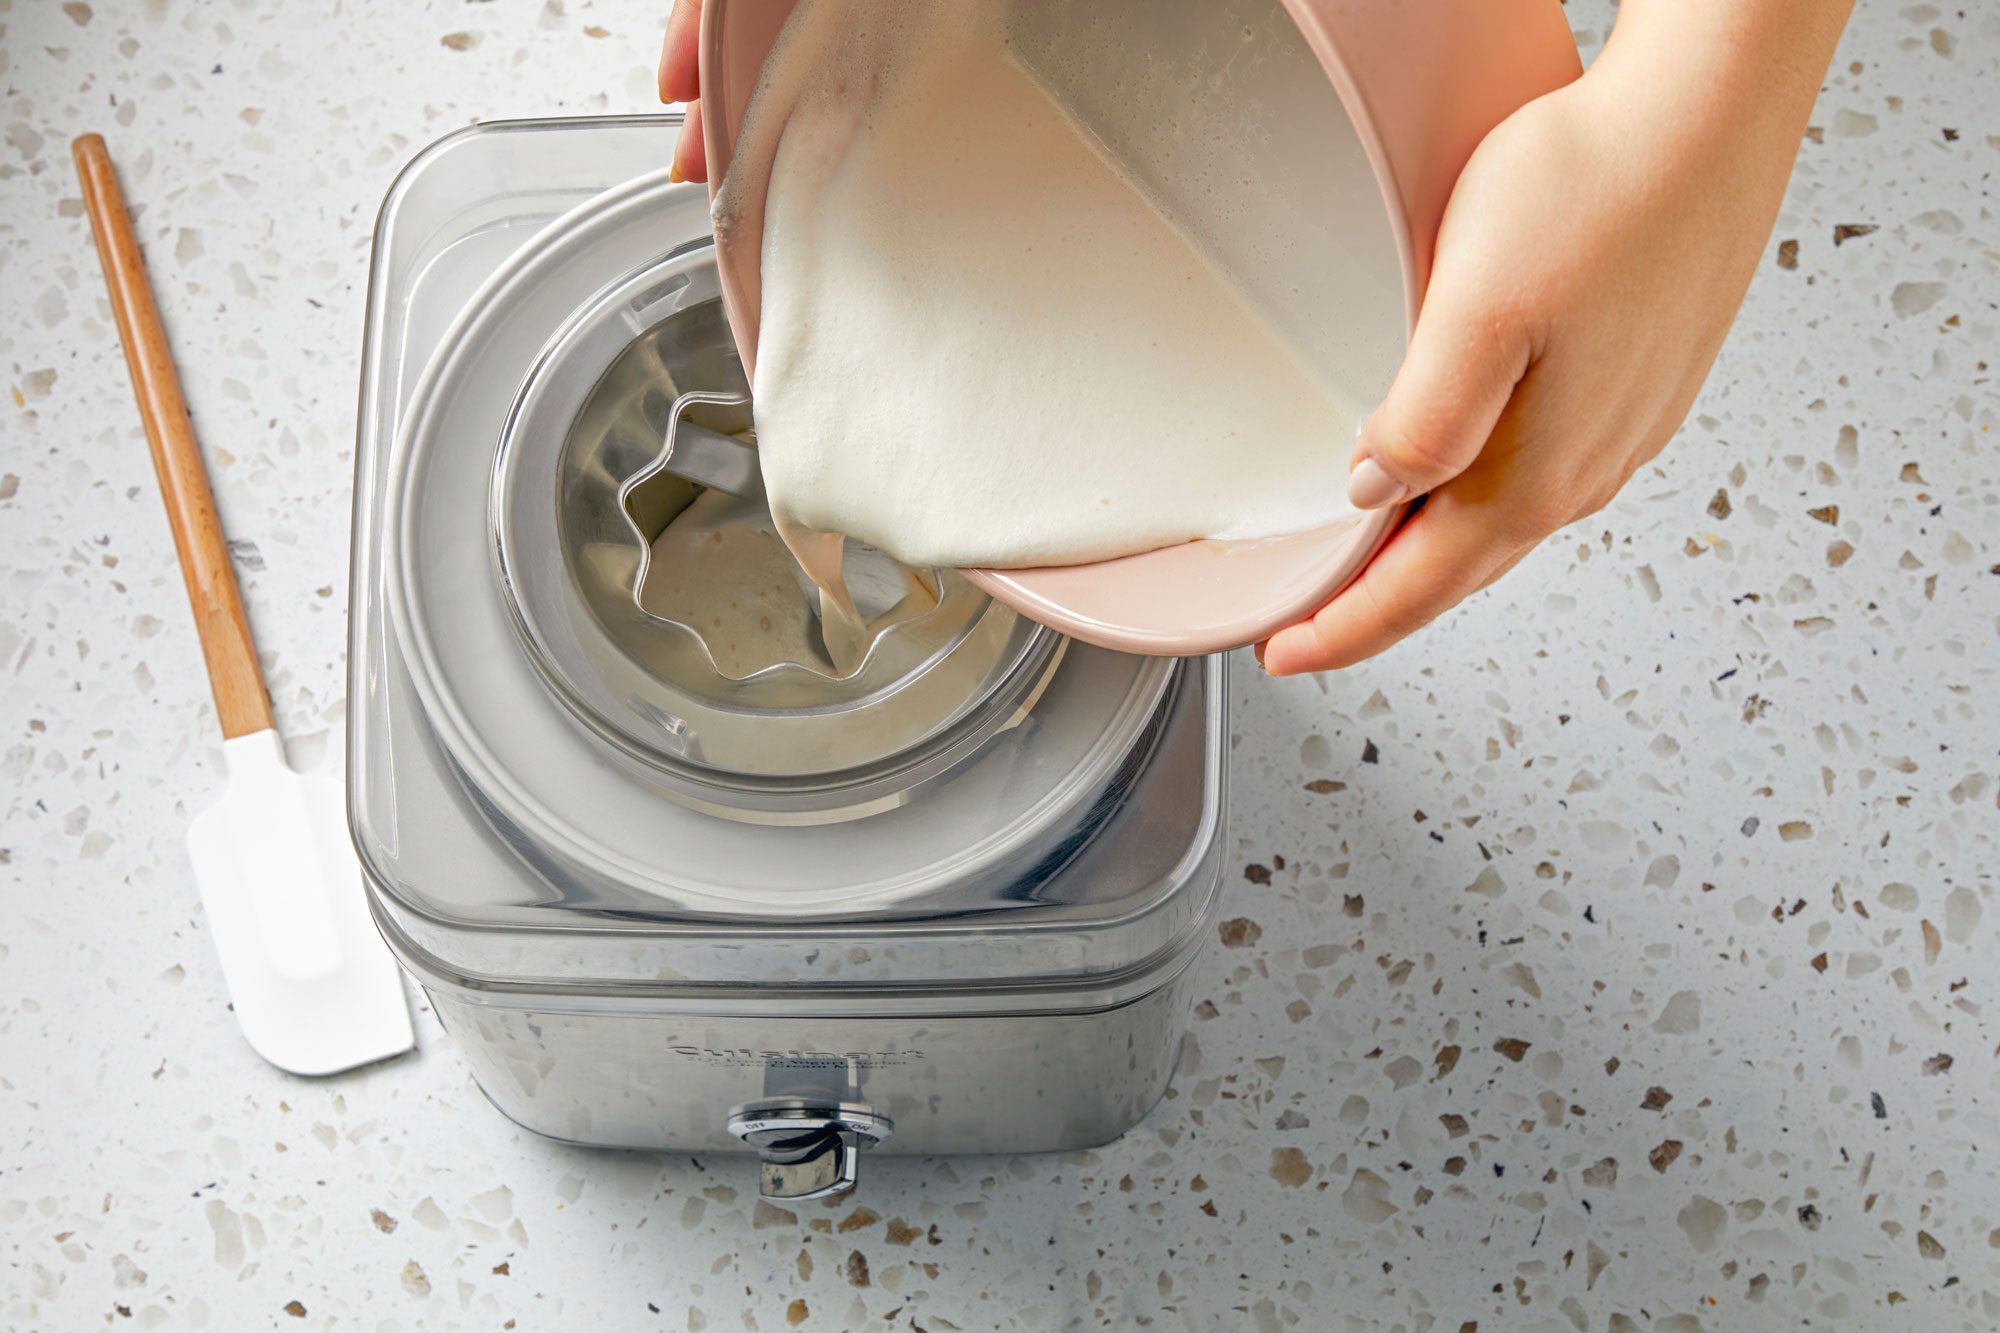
[{"left": 665, "top": 1046, "right": 927, "bottom": 1068}]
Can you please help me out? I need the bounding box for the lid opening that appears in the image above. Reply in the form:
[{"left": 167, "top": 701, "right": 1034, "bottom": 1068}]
[
  {"left": 489, "top": 245, "right": 1063, "bottom": 813},
  {"left": 616, "top": 386, "right": 980, "bottom": 688}
]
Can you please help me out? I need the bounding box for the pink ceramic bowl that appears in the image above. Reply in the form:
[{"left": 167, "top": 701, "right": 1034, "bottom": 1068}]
[{"left": 700, "top": 0, "right": 1580, "bottom": 656}]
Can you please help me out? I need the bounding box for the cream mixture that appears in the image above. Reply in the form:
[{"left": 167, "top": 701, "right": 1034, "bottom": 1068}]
[
  {"left": 723, "top": 0, "right": 1371, "bottom": 574},
  {"left": 639, "top": 488, "right": 942, "bottom": 680}
]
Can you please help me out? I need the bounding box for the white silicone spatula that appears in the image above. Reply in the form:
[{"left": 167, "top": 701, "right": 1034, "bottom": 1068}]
[{"left": 75, "top": 134, "right": 414, "bottom": 1076}]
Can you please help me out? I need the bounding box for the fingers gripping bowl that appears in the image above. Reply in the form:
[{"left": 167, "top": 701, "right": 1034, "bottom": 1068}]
[{"left": 698, "top": 0, "right": 1581, "bottom": 655}]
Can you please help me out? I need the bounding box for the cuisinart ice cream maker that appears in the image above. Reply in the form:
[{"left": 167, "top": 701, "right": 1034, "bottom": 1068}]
[{"left": 347, "top": 117, "right": 1227, "bottom": 1200}]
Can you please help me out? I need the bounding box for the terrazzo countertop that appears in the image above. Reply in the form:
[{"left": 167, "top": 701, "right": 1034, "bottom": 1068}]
[{"left": 4, "top": 2, "right": 1997, "bottom": 1329}]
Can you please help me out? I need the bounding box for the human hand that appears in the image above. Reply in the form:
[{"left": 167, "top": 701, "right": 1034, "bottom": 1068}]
[
  {"left": 655, "top": 0, "right": 1852, "bottom": 674},
  {"left": 1259, "top": 0, "right": 1854, "bottom": 675},
  {"left": 659, "top": 0, "right": 708, "bottom": 182}
]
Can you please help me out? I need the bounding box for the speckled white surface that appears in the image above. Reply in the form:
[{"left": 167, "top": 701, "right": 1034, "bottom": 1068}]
[{"left": 4, "top": 2, "right": 1997, "bottom": 1330}]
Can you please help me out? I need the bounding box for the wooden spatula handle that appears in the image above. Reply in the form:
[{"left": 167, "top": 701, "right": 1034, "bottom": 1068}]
[{"left": 73, "top": 133, "right": 274, "bottom": 740}]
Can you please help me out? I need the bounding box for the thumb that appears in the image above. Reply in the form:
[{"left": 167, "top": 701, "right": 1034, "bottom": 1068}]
[{"left": 1346, "top": 285, "right": 1528, "bottom": 510}]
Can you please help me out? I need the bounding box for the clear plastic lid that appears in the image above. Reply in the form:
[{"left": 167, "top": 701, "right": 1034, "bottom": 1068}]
[{"left": 348, "top": 117, "right": 1226, "bottom": 1002}]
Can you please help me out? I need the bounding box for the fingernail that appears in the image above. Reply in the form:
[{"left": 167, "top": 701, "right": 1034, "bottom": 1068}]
[
  {"left": 668, "top": 160, "right": 685, "bottom": 184},
  {"left": 1347, "top": 457, "right": 1409, "bottom": 511}
]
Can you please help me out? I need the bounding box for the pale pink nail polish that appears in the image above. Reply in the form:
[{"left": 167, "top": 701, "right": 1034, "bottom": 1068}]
[{"left": 1347, "top": 458, "right": 1409, "bottom": 511}]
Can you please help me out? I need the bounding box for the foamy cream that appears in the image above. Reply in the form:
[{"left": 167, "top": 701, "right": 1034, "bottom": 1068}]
[
  {"left": 723, "top": 1, "right": 1369, "bottom": 573},
  {"left": 639, "top": 488, "right": 942, "bottom": 680}
]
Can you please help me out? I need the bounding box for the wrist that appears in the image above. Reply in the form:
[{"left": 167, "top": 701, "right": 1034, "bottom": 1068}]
[
  {"left": 1567, "top": 0, "right": 1851, "bottom": 228},
  {"left": 1597, "top": 0, "right": 1853, "bottom": 135}
]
